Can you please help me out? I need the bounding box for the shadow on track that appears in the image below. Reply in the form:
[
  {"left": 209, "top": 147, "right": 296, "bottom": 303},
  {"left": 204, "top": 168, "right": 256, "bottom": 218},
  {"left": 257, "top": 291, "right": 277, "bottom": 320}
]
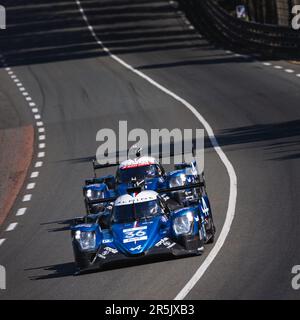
[
  {"left": 0, "top": 0, "right": 251, "bottom": 67},
  {"left": 217, "top": 119, "right": 300, "bottom": 161},
  {"left": 58, "top": 119, "right": 300, "bottom": 165},
  {"left": 40, "top": 219, "right": 73, "bottom": 232},
  {"left": 25, "top": 263, "right": 77, "bottom": 279},
  {"left": 26, "top": 252, "right": 198, "bottom": 280}
]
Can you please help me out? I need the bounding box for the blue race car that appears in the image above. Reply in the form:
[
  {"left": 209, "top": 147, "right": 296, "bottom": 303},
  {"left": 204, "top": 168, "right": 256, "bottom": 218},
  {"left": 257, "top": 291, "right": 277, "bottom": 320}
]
[
  {"left": 82, "top": 152, "right": 215, "bottom": 241},
  {"left": 82, "top": 155, "right": 164, "bottom": 214},
  {"left": 71, "top": 183, "right": 213, "bottom": 274}
]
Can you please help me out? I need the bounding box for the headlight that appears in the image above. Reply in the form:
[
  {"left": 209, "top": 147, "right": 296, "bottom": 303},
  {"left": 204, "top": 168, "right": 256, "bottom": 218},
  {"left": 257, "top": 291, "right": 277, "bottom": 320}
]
[
  {"left": 169, "top": 174, "right": 187, "bottom": 188},
  {"left": 75, "top": 231, "right": 96, "bottom": 250},
  {"left": 173, "top": 212, "right": 194, "bottom": 235},
  {"left": 85, "top": 188, "right": 104, "bottom": 200}
]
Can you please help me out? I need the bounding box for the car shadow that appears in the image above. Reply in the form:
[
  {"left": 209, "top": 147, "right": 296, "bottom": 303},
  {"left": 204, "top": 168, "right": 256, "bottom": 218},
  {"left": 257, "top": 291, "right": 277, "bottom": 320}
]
[
  {"left": 40, "top": 219, "right": 73, "bottom": 232},
  {"left": 25, "top": 262, "right": 77, "bottom": 280},
  {"left": 26, "top": 252, "right": 197, "bottom": 280}
]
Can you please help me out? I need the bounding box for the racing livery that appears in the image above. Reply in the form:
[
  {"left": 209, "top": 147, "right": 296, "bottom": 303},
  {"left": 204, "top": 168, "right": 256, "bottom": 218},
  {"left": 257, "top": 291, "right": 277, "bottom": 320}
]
[{"left": 71, "top": 186, "right": 214, "bottom": 274}]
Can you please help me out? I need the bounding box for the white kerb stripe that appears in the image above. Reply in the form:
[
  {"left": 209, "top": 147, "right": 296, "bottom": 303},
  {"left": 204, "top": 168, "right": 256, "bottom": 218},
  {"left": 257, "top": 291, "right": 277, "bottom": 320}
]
[
  {"left": 35, "top": 161, "right": 43, "bottom": 167},
  {"left": 16, "top": 208, "right": 27, "bottom": 216},
  {"left": 27, "top": 183, "right": 36, "bottom": 190},
  {"left": 6, "top": 222, "right": 18, "bottom": 231},
  {"left": 22, "top": 194, "right": 32, "bottom": 202},
  {"left": 30, "top": 171, "right": 39, "bottom": 178}
]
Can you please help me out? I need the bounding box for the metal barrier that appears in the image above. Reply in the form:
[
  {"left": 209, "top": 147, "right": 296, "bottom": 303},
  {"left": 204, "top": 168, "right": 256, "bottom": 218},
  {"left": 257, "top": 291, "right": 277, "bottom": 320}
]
[{"left": 179, "top": 0, "right": 300, "bottom": 58}]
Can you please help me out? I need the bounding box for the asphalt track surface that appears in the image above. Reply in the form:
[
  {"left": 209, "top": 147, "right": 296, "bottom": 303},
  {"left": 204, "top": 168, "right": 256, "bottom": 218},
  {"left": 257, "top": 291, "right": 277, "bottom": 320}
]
[{"left": 0, "top": 0, "right": 300, "bottom": 300}]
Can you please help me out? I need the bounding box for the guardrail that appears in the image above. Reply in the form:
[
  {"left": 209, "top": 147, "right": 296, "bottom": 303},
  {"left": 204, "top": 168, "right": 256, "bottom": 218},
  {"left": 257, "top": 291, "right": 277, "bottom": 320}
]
[{"left": 179, "top": 0, "right": 300, "bottom": 58}]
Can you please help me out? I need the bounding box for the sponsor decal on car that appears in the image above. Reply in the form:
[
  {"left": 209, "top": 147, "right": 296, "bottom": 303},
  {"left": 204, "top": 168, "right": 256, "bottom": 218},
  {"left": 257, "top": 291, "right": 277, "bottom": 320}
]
[{"left": 130, "top": 245, "right": 143, "bottom": 251}]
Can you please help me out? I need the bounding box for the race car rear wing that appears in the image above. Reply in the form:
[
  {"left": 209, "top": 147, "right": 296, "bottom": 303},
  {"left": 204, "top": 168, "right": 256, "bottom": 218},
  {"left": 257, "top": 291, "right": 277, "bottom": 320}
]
[
  {"left": 92, "top": 159, "right": 119, "bottom": 177},
  {"left": 91, "top": 142, "right": 200, "bottom": 177},
  {"left": 157, "top": 182, "right": 204, "bottom": 194},
  {"left": 86, "top": 182, "right": 204, "bottom": 205}
]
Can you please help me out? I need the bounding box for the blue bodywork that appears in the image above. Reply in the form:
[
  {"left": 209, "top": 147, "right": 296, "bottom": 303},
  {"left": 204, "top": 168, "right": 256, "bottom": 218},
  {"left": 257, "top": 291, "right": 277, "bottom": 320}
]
[
  {"left": 73, "top": 160, "right": 214, "bottom": 272},
  {"left": 71, "top": 197, "right": 212, "bottom": 272},
  {"left": 83, "top": 162, "right": 199, "bottom": 207}
]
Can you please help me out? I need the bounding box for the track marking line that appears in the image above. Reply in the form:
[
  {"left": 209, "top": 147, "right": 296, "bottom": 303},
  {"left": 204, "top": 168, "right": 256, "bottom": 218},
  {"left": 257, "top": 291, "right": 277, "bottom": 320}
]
[
  {"left": 38, "top": 143, "right": 46, "bottom": 149},
  {"left": 274, "top": 65, "right": 283, "bottom": 69},
  {"left": 285, "top": 69, "right": 294, "bottom": 73},
  {"left": 38, "top": 135, "right": 46, "bottom": 140},
  {"left": 297, "top": 74, "right": 300, "bottom": 78},
  {"left": 76, "top": 0, "right": 237, "bottom": 300},
  {"left": 22, "top": 194, "right": 32, "bottom": 202},
  {"left": 16, "top": 208, "right": 27, "bottom": 216},
  {"left": 26, "top": 183, "right": 36, "bottom": 190},
  {"left": 30, "top": 171, "right": 39, "bottom": 178},
  {"left": 0, "top": 53, "right": 47, "bottom": 247},
  {"left": 6, "top": 222, "right": 18, "bottom": 232},
  {"left": 35, "top": 161, "right": 43, "bottom": 168},
  {"left": 262, "top": 62, "right": 272, "bottom": 66}
]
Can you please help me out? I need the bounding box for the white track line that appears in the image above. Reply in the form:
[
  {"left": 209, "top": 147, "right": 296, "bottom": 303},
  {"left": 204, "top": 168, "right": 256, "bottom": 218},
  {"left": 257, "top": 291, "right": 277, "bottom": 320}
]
[
  {"left": 261, "top": 62, "right": 299, "bottom": 78},
  {"left": 75, "top": 0, "right": 237, "bottom": 300},
  {"left": 0, "top": 53, "right": 47, "bottom": 240},
  {"left": 39, "top": 143, "right": 46, "bottom": 149},
  {"left": 35, "top": 161, "right": 43, "bottom": 168},
  {"left": 30, "top": 171, "right": 39, "bottom": 178},
  {"left": 22, "top": 194, "right": 32, "bottom": 202},
  {"left": 16, "top": 208, "right": 27, "bottom": 216},
  {"left": 26, "top": 183, "right": 36, "bottom": 190},
  {"left": 6, "top": 222, "right": 18, "bottom": 232},
  {"left": 38, "top": 135, "right": 46, "bottom": 140}
]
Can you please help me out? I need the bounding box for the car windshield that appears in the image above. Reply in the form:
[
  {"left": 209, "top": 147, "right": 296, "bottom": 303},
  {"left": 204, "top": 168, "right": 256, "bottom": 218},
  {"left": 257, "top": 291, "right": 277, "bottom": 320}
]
[
  {"left": 118, "top": 164, "right": 160, "bottom": 183},
  {"left": 112, "top": 200, "right": 162, "bottom": 224}
]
